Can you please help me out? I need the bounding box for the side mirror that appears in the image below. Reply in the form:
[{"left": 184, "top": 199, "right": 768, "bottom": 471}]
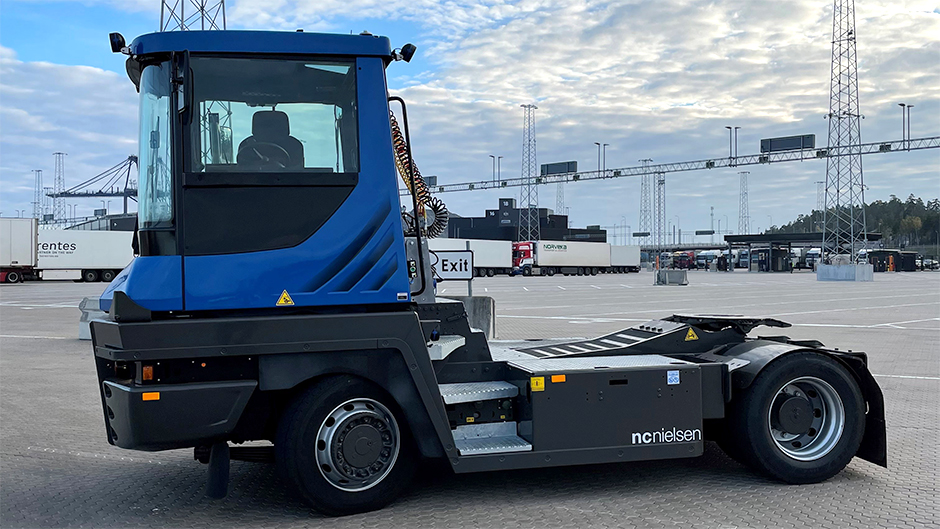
[
  {"left": 400, "top": 43, "right": 417, "bottom": 62},
  {"left": 109, "top": 32, "right": 126, "bottom": 54}
]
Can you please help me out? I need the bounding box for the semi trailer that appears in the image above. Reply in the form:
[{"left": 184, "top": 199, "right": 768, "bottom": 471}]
[
  {"left": 609, "top": 244, "right": 641, "bottom": 273},
  {"left": 428, "top": 238, "right": 512, "bottom": 277},
  {"left": 90, "top": 29, "right": 886, "bottom": 517},
  {"left": 1, "top": 219, "right": 134, "bottom": 283}
]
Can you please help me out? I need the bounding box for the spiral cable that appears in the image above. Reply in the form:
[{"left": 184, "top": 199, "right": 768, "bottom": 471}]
[{"left": 390, "top": 111, "right": 449, "bottom": 238}]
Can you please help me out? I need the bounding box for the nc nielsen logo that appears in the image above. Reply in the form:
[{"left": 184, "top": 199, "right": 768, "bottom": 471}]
[{"left": 632, "top": 427, "right": 702, "bottom": 445}]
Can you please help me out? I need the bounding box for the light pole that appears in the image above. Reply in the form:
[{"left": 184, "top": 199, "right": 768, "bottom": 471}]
[
  {"left": 489, "top": 155, "right": 496, "bottom": 182},
  {"left": 725, "top": 126, "right": 733, "bottom": 158},
  {"left": 602, "top": 143, "right": 609, "bottom": 177},
  {"left": 16, "top": 209, "right": 24, "bottom": 217},
  {"left": 593, "top": 142, "right": 601, "bottom": 173},
  {"left": 767, "top": 214, "right": 773, "bottom": 230},
  {"left": 674, "top": 215, "right": 681, "bottom": 244},
  {"left": 497, "top": 156, "right": 503, "bottom": 183}
]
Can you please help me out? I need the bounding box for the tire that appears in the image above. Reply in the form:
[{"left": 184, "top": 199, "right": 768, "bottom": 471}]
[
  {"left": 5, "top": 271, "right": 21, "bottom": 283},
  {"left": 591, "top": 268, "right": 598, "bottom": 276},
  {"left": 547, "top": 268, "right": 555, "bottom": 277},
  {"left": 101, "top": 269, "right": 117, "bottom": 282},
  {"left": 577, "top": 268, "right": 584, "bottom": 276},
  {"left": 82, "top": 270, "right": 99, "bottom": 283},
  {"left": 486, "top": 269, "right": 495, "bottom": 277},
  {"left": 522, "top": 267, "right": 532, "bottom": 276},
  {"left": 721, "top": 352, "right": 865, "bottom": 484},
  {"left": 276, "top": 375, "right": 416, "bottom": 516}
]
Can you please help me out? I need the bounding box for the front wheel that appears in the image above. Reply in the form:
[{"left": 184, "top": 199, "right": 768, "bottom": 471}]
[
  {"left": 721, "top": 352, "right": 865, "bottom": 484},
  {"left": 5, "top": 271, "right": 21, "bottom": 283},
  {"left": 276, "top": 376, "right": 415, "bottom": 516}
]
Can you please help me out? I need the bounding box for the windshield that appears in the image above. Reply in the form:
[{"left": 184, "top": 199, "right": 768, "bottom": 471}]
[
  {"left": 188, "top": 57, "right": 358, "bottom": 173},
  {"left": 138, "top": 61, "right": 174, "bottom": 229}
]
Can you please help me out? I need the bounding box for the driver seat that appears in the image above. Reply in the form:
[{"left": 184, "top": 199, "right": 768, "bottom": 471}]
[{"left": 238, "top": 111, "right": 304, "bottom": 169}]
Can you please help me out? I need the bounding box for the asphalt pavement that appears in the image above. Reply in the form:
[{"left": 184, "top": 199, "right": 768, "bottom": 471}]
[{"left": 1, "top": 270, "right": 937, "bottom": 528}]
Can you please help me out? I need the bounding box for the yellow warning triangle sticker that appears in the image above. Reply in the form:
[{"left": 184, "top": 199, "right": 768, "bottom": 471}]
[
  {"left": 276, "top": 290, "right": 295, "bottom": 306},
  {"left": 684, "top": 328, "right": 699, "bottom": 341}
]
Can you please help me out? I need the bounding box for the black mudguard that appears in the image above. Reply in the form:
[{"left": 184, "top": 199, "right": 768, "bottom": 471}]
[{"left": 720, "top": 340, "right": 887, "bottom": 468}]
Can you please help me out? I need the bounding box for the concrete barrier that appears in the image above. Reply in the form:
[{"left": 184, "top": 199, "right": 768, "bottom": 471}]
[
  {"left": 78, "top": 297, "right": 105, "bottom": 340},
  {"left": 655, "top": 269, "right": 688, "bottom": 286},
  {"left": 441, "top": 296, "right": 497, "bottom": 339},
  {"left": 817, "top": 263, "right": 874, "bottom": 282}
]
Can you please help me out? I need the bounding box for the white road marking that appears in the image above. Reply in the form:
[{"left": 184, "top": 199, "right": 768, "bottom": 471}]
[
  {"left": 523, "top": 287, "right": 530, "bottom": 292},
  {"left": 591, "top": 285, "right": 602, "bottom": 289},
  {"left": 872, "top": 374, "right": 940, "bottom": 381},
  {"left": 0, "top": 335, "right": 71, "bottom": 340},
  {"left": 557, "top": 286, "right": 566, "bottom": 290},
  {"left": 620, "top": 284, "right": 634, "bottom": 288}
]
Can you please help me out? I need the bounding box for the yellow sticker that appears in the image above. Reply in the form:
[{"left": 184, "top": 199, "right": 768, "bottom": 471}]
[
  {"left": 466, "top": 417, "right": 475, "bottom": 423},
  {"left": 276, "top": 290, "right": 295, "bottom": 306},
  {"left": 684, "top": 328, "right": 699, "bottom": 341},
  {"left": 531, "top": 376, "right": 545, "bottom": 392}
]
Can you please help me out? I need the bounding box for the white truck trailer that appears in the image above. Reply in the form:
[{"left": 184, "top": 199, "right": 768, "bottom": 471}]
[
  {"left": 608, "top": 245, "right": 641, "bottom": 273},
  {"left": 513, "top": 240, "right": 611, "bottom": 276},
  {"left": 1, "top": 218, "right": 39, "bottom": 283},
  {"left": 428, "top": 238, "right": 513, "bottom": 277},
  {"left": 36, "top": 230, "right": 135, "bottom": 282}
]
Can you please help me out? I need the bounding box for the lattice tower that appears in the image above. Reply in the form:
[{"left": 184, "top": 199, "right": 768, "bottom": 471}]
[
  {"left": 53, "top": 153, "right": 67, "bottom": 223},
  {"left": 710, "top": 206, "right": 715, "bottom": 243},
  {"left": 822, "top": 0, "right": 867, "bottom": 259},
  {"left": 638, "top": 159, "right": 653, "bottom": 245},
  {"left": 32, "top": 170, "right": 42, "bottom": 219},
  {"left": 43, "top": 187, "right": 53, "bottom": 218},
  {"left": 555, "top": 183, "right": 564, "bottom": 217},
  {"left": 737, "top": 171, "right": 750, "bottom": 234},
  {"left": 161, "top": 0, "right": 232, "bottom": 168},
  {"left": 518, "top": 104, "right": 540, "bottom": 242},
  {"left": 161, "top": 0, "right": 225, "bottom": 31}
]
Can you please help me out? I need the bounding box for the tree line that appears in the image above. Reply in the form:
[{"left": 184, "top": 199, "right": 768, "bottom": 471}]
[{"left": 766, "top": 194, "right": 940, "bottom": 249}]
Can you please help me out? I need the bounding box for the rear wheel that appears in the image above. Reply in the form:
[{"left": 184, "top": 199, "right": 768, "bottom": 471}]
[
  {"left": 276, "top": 376, "right": 415, "bottom": 516},
  {"left": 721, "top": 352, "right": 864, "bottom": 484},
  {"left": 546, "top": 268, "right": 555, "bottom": 276},
  {"left": 82, "top": 269, "right": 99, "bottom": 282},
  {"left": 101, "top": 269, "right": 117, "bottom": 282},
  {"left": 486, "top": 269, "right": 495, "bottom": 277}
]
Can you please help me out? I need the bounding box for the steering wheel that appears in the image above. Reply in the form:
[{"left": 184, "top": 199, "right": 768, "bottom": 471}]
[{"left": 237, "top": 142, "right": 292, "bottom": 170}]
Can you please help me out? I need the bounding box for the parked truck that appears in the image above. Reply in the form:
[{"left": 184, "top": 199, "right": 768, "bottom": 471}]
[
  {"left": 513, "top": 240, "right": 611, "bottom": 275},
  {"left": 0, "top": 218, "right": 134, "bottom": 283},
  {"left": 1, "top": 218, "right": 38, "bottom": 283},
  {"left": 90, "top": 29, "right": 886, "bottom": 518},
  {"left": 429, "top": 238, "right": 512, "bottom": 277}
]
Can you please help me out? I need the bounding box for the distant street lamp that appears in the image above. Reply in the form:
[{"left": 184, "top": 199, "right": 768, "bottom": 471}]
[
  {"left": 593, "top": 142, "right": 602, "bottom": 173},
  {"left": 603, "top": 143, "right": 610, "bottom": 176},
  {"left": 497, "top": 156, "right": 503, "bottom": 182},
  {"left": 767, "top": 214, "right": 773, "bottom": 229},
  {"left": 489, "top": 155, "right": 496, "bottom": 182}
]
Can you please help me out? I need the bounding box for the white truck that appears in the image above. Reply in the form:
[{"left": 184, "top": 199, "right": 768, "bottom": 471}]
[
  {"left": 513, "top": 240, "right": 611, "bottom": 276},
  {"left": 428, "top": 238, "right": 513, "bottom": 277},
  {"left": 608, "top": 245, "right": 641, "bottom": 273},
  {"left": 1, "top": 218, "right": 39, "bottom": 283},
  {"left": 36, "top": 230, "right": 135, "bottom": 282}
]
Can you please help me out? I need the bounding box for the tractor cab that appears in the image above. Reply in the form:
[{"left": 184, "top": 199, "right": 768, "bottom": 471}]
[{"left": 101, "top": 31, "right": 418, "bottom": 316}]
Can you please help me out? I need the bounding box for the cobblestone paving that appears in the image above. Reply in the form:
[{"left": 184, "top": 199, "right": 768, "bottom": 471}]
[{"left": 1, "top": 272, "right": 938, "bottom": 528}]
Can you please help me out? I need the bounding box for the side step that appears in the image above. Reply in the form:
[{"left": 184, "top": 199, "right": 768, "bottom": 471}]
[
  {"left": 452, "top": 422, "right": 532, "bottom": 456},
  {"left": 438, "top": 381, "right": 518, "bottom": 405}
]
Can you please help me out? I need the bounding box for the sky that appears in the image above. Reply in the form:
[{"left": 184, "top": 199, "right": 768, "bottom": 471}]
[{"left": 1, "top": 0, "right": 938, "bottom": 242}]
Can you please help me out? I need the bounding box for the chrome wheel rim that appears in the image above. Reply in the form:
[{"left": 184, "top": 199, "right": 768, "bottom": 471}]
[
  {"left": 768, "top": 376, "right": 844, "bottom": 461},
  {"left": 316, "top": 398, "right": 400, "bottom": 492}
]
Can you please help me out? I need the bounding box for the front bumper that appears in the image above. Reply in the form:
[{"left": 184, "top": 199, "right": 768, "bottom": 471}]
[{"left": 100, "top": 378, "right": 256, "bottom": 451}]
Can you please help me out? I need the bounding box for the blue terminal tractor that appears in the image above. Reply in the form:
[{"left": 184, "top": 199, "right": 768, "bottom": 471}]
[{"left": 91, "top": 29, "right": 887, "bottom": 516}]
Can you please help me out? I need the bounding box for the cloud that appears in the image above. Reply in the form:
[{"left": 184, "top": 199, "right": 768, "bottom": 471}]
[
  {"left": 0, "top": 46, "right": 138, "bottom": 217},
  {"left": 1, "top": 0, "right": 937, "bottom": 235}
]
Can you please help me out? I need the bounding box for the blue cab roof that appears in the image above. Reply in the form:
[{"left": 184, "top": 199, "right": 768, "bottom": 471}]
[{"left": 130, "top": 30, "right": 393, "bottom": 59}]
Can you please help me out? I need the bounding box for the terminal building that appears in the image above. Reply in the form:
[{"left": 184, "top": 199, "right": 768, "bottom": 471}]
[{"left": 446, "top": 198, "right": 607, "bottom": 242}]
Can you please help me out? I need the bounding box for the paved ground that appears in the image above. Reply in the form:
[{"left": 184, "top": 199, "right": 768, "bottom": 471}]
[{"left": 1, "top": 271, "right": 938, "bottom": 528}]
